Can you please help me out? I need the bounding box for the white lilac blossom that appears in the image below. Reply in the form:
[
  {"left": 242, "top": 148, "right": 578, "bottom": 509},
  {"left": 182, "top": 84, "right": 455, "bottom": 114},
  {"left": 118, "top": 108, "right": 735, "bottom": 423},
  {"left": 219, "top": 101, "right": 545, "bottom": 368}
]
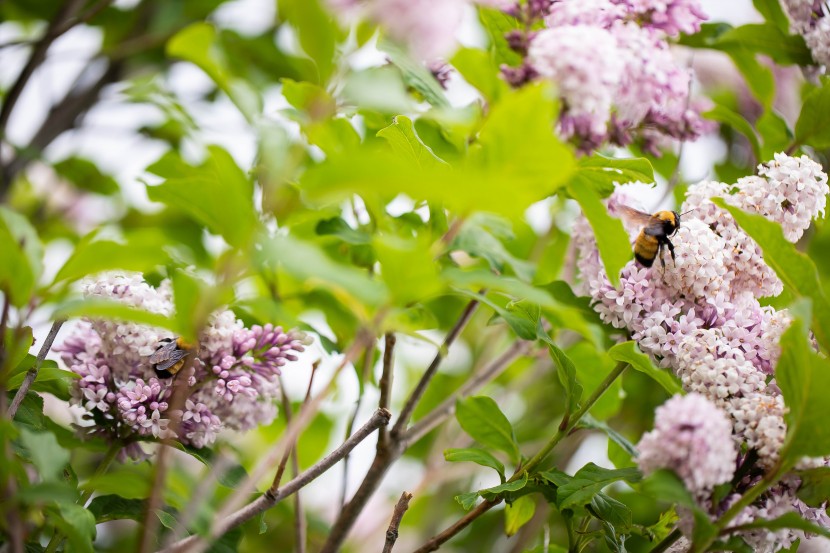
[
  {"left": 573, "top": 153, "right": 830, "bottom": 548},
  {"left": 636, "top": 393, "right": 737, "bottom": 494},
  {"left": 781, "top": 1, "right": 830, "bottom": 67},
  {"left": 56, "top": 273, "right": 309, "bottom": 454},
  {"left": 522, "top": 0, "right": 708, "bottom": 152}
]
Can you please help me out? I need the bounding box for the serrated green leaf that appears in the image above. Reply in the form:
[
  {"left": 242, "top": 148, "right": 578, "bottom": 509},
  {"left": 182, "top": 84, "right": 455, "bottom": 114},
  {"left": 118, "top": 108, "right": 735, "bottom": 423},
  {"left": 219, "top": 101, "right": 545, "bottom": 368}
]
[
  {"left": 444, "top": 448, "right": 505, "bottom": 481},
  {"left": 608, "top": 341, "right": 682, "bottom": 395},
  {"left": 455, "top": 396, "right": 520, "bottom": 464},
  {"left": 504, "top": 495, "right": 535, "bottom": 537}
]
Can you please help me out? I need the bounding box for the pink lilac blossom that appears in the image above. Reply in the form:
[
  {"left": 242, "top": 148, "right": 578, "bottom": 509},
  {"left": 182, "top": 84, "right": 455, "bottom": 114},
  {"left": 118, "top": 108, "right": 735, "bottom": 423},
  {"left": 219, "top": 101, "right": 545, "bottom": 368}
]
[
  {"left": 56, "top": 272, "right": 309, "bottom": 455},
  {"left": 523, "top": 0, "right": 708, "bottom": 152},
  {"left": 636, "top": 393, "right": 737, "bottom": 495},
  {"left": 781, "top": 1, "right": 830, "bottom": 67},
  {"left": 573, "top": 153, "right": 830, "bottom": 548}
]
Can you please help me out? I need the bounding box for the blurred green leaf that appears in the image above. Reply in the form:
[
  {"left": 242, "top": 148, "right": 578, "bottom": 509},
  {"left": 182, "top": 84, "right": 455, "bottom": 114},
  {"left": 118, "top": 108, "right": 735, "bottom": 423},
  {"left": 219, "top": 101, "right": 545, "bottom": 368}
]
[
  {"left": 580, "top": 414, "right": 637, "bottom": 459},
  {"left": 452, "top": 214, "right": 535, "bottom": 281},
  {"left": 504, "top": 495, "right": 535, "bottom": 537},
  {"left": 589, "top": 493, "right": 631, "bottom": 530},
  {"left": 52, "top": 503, "right": 96, "bottom": 553},
  {"left": 727, "top": 512, "right": 830, "bottom": 539},
  {"left": 727, "top": 50, "right": 775, "bottom": 109},
  {"left": 379, "top": 39, "right": 450, "bottom": 109},
  {"left": 795, "top": 79, "right": 830, "bottom": 150},
  {"left": 456, "top": 396, "right": 520, "bottom": 464},
  {"left": 715, "top": 23, "right": 812, "bottom": 65},
  {"left": 608, "top": 341, "right": 682, "bottom": 396},
  {"left": 87, "top": 494, "right": 145, "bottom": 523},
  {"left": 705, "top": 105, "right": 762, "bottom": 162},
  {"left": 567, "top": 343, "right": 623, "bottom": 421},
  {"left": 776, "top": 315, "right": 830, "bottom": 460},
  {"left": 753, "top": 0, "right": 789, "bottom": 33},
  {"left": 19, "top": 429, "right": 70, "bottom": 482},
  {"left": 571, "top": 155, "right": 655, "bottom": 197},
  {"left": 7, "top": 365, "right": 79, "bottom": 401},
  {"left": 82, "top": 464, "right": 152, "bottom": 499},
  {"left": 0, "top": 206, "right": 42, "bottom": 307},
  {"left": 557, "top": 463, "right": 641, "bottom": 510},
  {"left": 374, "top": 235, "right": 443, "bottom": 304},
  {"left": 539, "top": 331, "right": 583, "bottom": 419},
  {"left": 279, "top": 0, "right": 339, "bottom": 83},
  {"left": 568, "top": 183, "right": 631, "bottom": 288},
  {"left": 444, "top": 448, "right": 505, "bottom": 482},
  {"left": 54, "top": 299, "right": 178, "bottom": 333},
  {"left": 156, "top": 509, "right": 178, "bottom": 529},
  {"left": 795, "top": 467, "right": 830, "bottom": 507},
  {"left": 478, "top": 8, "right": 522, "bottom": 67},
  {"left": 53, "top": 157, "right": 119, "bottom": 195},
  {"left": 451, "top": 47, "right": 506, "bottom": 104},
  {"left": 146, "top": 146, "right": 258, "bottom": 249},
  {"left": 715, "top": 200, "right": 830, "bottom": 351},
  {"left": 377, "top": 115, "right": 446, "bottom": 168}
]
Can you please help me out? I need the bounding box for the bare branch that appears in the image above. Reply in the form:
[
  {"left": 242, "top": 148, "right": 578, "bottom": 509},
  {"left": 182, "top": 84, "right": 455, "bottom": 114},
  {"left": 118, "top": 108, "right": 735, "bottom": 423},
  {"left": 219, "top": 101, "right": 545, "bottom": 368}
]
[
  {"left": 412, "top": 500, "right": 500, "bottom": 553},
  {"left": 160, "top": 408, "right": 392, "bottom": 553},
  {"left": 278, "top": 376, "right": 307, "bottom": 553},
  {"left": 378, "top": 333, "right": 396, "bottom": 413},
  {"left": 272, "top": 364, "right": 318, "bottom": 494},
  {"left": 382, "top": 492, "right": 413, "bottom": 553},
  {"left": 341, "top": 343, "right": 374, "bottom": 507},
  {"left": 7, "top": 320, "right": 64, "bottom": 418},
  {"left": 390, "top": 298, "right": 479, "bottom": 439}
]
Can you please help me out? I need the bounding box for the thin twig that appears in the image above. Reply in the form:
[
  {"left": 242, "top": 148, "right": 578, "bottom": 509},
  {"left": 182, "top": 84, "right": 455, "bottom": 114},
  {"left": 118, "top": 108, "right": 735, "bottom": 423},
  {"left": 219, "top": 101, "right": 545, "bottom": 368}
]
[
  {"left": 160, "top": 408, "right": 392, "bottom": 553},
  {"left": 0, "top": 292, "right": 10, "bottom": 370},
  {"left": 382, "top": 491, "right": 412, "bottom": 553},
  {"left": 649, "top": 528, "right": 682, "bottom": 553},
  {"left": 341, "top": 343, "right": 374, "bottom": 507},
  {"left": 7, "top": 320, "right": 64, "bottom": 418},
  {"left": 390, "top": 298, "right": 479, "bottom": 439},
  {"left": 377, "top": 333, "right": 396, "bottom": 446},
  {"left": 278, "top": 376, "right": 307, "bottom": 553},
  {"left": 272, "top": 364, "right": 318, "bottom": 494},
  {"left": 404, "top": 340, "right": 531, "bottom": 444},
  {"left": 412, "top": 500, "right": 499, "bottom": 553}
]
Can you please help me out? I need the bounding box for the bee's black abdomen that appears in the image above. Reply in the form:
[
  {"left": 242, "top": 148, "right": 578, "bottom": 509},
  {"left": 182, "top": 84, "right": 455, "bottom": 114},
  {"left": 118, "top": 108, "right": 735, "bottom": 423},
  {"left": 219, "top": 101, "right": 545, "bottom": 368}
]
[
  {"left": 635, "top": 252, "right": 655, "bottom": 267},
  {"left": 154, "top": 367, "right": 173, "bottom": 379}
]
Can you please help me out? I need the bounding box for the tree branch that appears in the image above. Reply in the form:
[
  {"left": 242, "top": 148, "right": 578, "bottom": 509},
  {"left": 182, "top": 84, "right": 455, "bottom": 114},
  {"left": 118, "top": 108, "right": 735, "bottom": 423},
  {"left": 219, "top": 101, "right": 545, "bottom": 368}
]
[
  {"left": 277, "top": 375, "right": 308, "bottom": 553},
  {"left": 7, "top": 320, "right": 64, "bottom": 418},
  {"left": 412, "top": 500, "right": 499, "bottom": 553},
  {"left": 377, "top": 333, "right": 395, "bottom": 446},
  {"left": 160, "top": 408, "right": 392, "bottom": 553},
  {"left": 382, "top": 491, "right": 413, "bottom": 553}
]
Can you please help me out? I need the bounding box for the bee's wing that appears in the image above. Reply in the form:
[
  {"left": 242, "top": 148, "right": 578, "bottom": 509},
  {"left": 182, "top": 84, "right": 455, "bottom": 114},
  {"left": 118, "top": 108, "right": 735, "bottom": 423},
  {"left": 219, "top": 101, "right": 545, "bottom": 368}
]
[
  {"left": 614, "top": 205, "right": 654, "bottom": 227},
  {"left": 643, "top": 218, "right": 668, "bottom": 237},
  {"left": 149, "top": 341, "right": 178, "bottom": 364},
  {"left": 152, "top": 348, "right": 188, "bottom": 371}
]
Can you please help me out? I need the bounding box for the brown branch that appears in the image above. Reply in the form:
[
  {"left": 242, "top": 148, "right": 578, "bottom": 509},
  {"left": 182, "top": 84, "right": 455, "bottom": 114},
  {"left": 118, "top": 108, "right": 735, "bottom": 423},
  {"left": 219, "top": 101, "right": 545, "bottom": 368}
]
[
  {"left": 277, "top": 376, "right": 307, "bottom": 553},
  {"left": 160, "top": 408, "right": 392, "bottom": 553},
  {"left": 7, "top": 320, "right": 64, "bottom": 418},
  {"left": 411, "top": 500, "right": 500, "bottom": 553},
  {"left": 272, "top": 364, "right": 317, "bottom": 494},
  {"left": 390, "top": 298, "right": 479, "bottom": 439},
  {"left": 341, "top": 343, "right": 375, "bottom": 507},
  {"left": 404, "top": 340, "right": 531, "bottom": 444},
  {"left": 377, "top": 333, "right": 395, "bottom": 446},
  {"left": 382, "top": 492, "right": 412, "bottom": 553}
]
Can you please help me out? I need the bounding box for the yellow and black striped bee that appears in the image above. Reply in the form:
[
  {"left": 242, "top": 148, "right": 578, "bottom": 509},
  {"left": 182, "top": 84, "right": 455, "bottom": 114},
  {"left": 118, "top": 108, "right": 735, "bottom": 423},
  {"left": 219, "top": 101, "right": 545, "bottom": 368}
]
[
  {"left": 149, "top": 337, "right": 194, "bottom": 379},
  {"left": 616, "top": 206, "right": 692, "bottom": 269}
]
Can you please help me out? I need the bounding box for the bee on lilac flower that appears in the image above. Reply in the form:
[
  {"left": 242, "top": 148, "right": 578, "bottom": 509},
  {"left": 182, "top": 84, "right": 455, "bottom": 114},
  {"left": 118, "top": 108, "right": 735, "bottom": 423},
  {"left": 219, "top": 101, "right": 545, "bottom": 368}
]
[
  {"left": 616, "top": 205, "right": 694, "bottom": 269},
  {"left": 149, "top": 337, "right": 194, "bottom": 379}
]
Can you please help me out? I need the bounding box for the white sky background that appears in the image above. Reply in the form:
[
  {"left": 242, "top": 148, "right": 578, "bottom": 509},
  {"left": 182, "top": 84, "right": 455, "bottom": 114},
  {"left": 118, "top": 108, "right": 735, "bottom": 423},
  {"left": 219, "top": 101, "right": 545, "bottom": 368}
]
[{"left": 9, "top": 2, "right": 830, "bottom": 551}]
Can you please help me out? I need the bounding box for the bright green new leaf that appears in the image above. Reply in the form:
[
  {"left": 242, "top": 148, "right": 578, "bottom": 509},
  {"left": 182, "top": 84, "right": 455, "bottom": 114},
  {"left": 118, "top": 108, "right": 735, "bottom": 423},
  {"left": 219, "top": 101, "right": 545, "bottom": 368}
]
[
  {"left": 479, "top": 473, "right": 529, "bottom": 500},
  {"left": 54, "top": 299, "right": 178, "bottom": 334},
  {"left": 444, "top": 448, "right": 505, "bottom": 481},
  {"left": 455, "top": 491, "right": 480, "bottom": 510},
  {"left": 568, "top": 183, "right": 631, "bottom": 288},
  {"left": 571, "top": 155, "right": 656, "bottom": 198},
  {"left": 557, "top": 463, "right": 641, "bottom": 510},
  {"left": 377, "top": 115, "right": 447, "bottom": 169},
  {"left": 455, "top": 396, "right": 520, "bottom": 464},
  {"left": 795, "top": 80, "right": 830, "bottom": 150},
  {"left": 146, "top": 146, "right": 258, "bottom": 249},
  {"left": 0, "top": 207, "right": 42, "bottom": 307},
  {"left": 278, "top": 0, "right": 338, "bottom": 83},
  {"left": 19, "top": 429, "right": 70, "bottom": 482},
  {"left": 451, "top": 47, "right": 507, "bottom": 103},
  {"left": 373, "top": 235, "right": 443, "bottom": 304},
  {"left": 776, "top": 316, "right": 830, "bottom": 460},
  {"left": 608, "top": 341, "right": 682, "bottom": 396},
  {"left": 714, "top": 200, "right": 830, "bottom": 351},
  {"left": 505, "top": 495, "right": 536, "bottom": 537},
  {"left": 379, "top": 38, "right": 450, "bottom": 109}
]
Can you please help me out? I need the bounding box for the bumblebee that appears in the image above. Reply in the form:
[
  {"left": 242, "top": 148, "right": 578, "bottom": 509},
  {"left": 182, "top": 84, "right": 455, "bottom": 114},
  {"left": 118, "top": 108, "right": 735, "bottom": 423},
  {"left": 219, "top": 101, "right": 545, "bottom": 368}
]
[
  {"left": 149, "top": 337, "right": 194, "bottom": 379},
  {"left": 617, "top": 206, "right": 691, "bottom": 268}
]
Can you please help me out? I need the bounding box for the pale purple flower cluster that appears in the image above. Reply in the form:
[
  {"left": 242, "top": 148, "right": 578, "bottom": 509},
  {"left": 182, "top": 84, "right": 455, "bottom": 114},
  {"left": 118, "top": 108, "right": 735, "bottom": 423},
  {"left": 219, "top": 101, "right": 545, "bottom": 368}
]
[
  {"left": 56, "top": 273, "right": 309, "bottom": 453},
  {"left": 522, "top": 0, "right": 709, "bottom": 152},
  {"left": 782, "top": 0, "right": 830, "bottom": 67},
  {"left": 637, "top": 393, "right": 737, "bottom": 495},
  {"left": 573, "top": 154, "right": 829, "bottom": 548}
]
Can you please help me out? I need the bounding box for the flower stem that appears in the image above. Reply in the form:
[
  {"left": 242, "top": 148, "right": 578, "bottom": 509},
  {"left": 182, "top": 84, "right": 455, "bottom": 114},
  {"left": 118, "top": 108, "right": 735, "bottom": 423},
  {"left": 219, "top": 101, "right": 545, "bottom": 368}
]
[{"left": 650, "top": 528, "right": 682, "bottom": 553}]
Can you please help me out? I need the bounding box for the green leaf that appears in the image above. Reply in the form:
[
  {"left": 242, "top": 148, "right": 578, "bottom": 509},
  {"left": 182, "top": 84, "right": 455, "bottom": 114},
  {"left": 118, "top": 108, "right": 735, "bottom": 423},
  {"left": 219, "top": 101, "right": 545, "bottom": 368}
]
[
  {"left": 455, "top": 396, "right": 520, "bottom": 464},
  {"left": 715, "top": 23, "right": 812, "bottom": 65},
  {"left": 753, "top": 0, "right": 789, "bottom": 33},
  {"left": 281, "top": 78, "right": 336, "bottom": 118},
  {"left": 374, "top": 236, "right": 443, "bottom": 305},
  {"left": 539, "top": 330, "right": 583, "bottom": 418},
  {"left": 18, "top": 429, "right": 70, "bottom": 482},
  {"left": 571, "top": 155, "right": 655, "bottom": 197},
  {"left": 53, "top": 229, "right": 171, "bottom": 284},
  {"left": 640, "top": 469, "right": 695, "bottom": 508},
  {"left": 315, "top": 217, "right": 372, "bottom": 245},
  {"left": 377, "top": 115, "right": 446, "bottom": 169},
  {"left": 795, "top": 467, "right": 830, "bottom": 507},
  {"left": 53, "top": 503, "right": 96, "bottom": 553},
  {"left": 452, "top": 214, "right": 535, "bottom": 281},
  {"left": 556, "top": 463, "right": 641, "bottom": 510},
  {"left": 455, "top": 491, "right": 480, "bottom": 510},
  {"left": 504, "top": 495, "right": 535, "bottom": 537},
  {"left": 451, "top": 47, "right": 506, "bottom": 104},
  {"left": 478, "top": 8, "right": 523, "bottom": 67},
  {"left": 727, "top": 50, "right": 775, "bottom": 109},
  {"left": 54, "top": 299, "right": 178, "bottom": 334},
  {"left": 568, "top": 183, "right": 631, "bottom": 287},
  {"left": 589, "top": 493, "right": 631, "bottom": 530},
  {"left": 714, "top": 199, "right": 830, "bottom": 351},
  {"left": 776, "top": 316, "right": 830, "bottom": 459},
  {"left": 82, "top": 464, "right": 152, "bottom": 499},
  {"left": 146, "top": 146, "right": 258, "bottom": 248},
  {"left": 579, "top": 414, "right": 638, "bottom": 459},
  {"left": 7, "top": 365, "right": 79, "bottom": 401},
  {"left": 567, "top": 343, "right": 623, "bottom": 421},
  {"left": 705, "top": 105, "right": 762, "bottom": 162},
  {"left": 757, "top": 111, "right": 792, "bottom": 159},
  {"left": 156, "top": 509, "right": 178, "bottom": 529},
  {"left": 728, "top": 512, "right": 830, "bottom": 539},
  {"left": 379, "top": 38, "right": 450, "bottom": 109},
  {"left": 608, "top": 341, "right": 682, "bottom": 396},
  {"left": 479, "top": 473, "right": 529, "bottom": 500},
  {"left": 444, "top": 448, "right": 505, "bottom": 481},
  {"left": 87, "top": 495, "right": 145, "bottom": 523},
  {"left": 53, "top": 157, "right": 119, "bottom": 195},
  {"left": 795, "top": 79, "right": 830, "bottom": 149},
  {"left": 0, "top": 207, "right": 42, "bottom": 307}
]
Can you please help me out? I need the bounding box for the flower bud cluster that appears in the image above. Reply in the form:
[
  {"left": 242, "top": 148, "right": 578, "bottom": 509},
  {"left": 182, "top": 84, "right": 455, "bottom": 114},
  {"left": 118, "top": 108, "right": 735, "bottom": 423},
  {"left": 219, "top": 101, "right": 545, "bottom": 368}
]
[
  {"left": 574, "top": 154, "right": 829, "bottom": 548},
  {"left": 525, "top": 0, "right": 709, "bottom": 152},
  {"left": 56, "top": 273, "right": 309, "bottom": 453}
]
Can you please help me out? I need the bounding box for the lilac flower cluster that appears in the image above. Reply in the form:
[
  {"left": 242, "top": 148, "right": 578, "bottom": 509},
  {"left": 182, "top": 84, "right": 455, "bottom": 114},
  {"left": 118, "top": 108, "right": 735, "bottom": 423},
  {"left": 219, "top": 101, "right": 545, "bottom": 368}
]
[
  {"left": 56, "top": 273, "right": 309, "bottom": 454},
  {"left": 637, "top": 393, "right": 737, "bottom": 495},
  {"left": 520, "top": 0, "right": 710, "bottom": 152},
  {"left": 573, "top": 153, "right": 829, "bottom": 547},
  {"left": 781, "top": 0, "right": 830, "bottom": 68}
]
